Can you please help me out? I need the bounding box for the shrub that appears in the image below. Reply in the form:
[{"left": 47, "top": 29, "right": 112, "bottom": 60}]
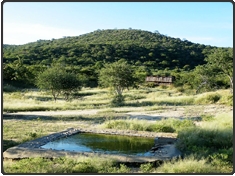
[
  {"left": 105, "top": 120, "right": 130, "bottom": 130},
  {"left": 200, "top": 114, "right": 214, "bottom": 121},
  {"left": 176, "top": 127, "right": 233, "bottom": 154},
  {"left": 140, "top": 163, "right": 153, "bottom": 173},
  {"left": 110, "top": 95, "right": 125, "bottom": 107},
  {"left": 195, "top": 93, "right": 221, "bottom": 104},
  {"left": 152, "top": 124, "right": 175, "bottom": 133},
  {"left": 124, "top": 94, "right": 145, "bottom": 101},
  {"left": 209, "top": 148, "right": 233, "bottom": 167},
  {"left": 170, "top": 119, "right": 195, "bottom": 132},
  {"left": 218, "top": 93, "right": 233, "bottom": 106},
  {"left": 148, "top": 119, "right": 195, "bottom": 133},
  {"left": 159, "top": 85, "right": 168, "bottom": 89},
  {"left": 3, "top": 84, "right": 18, "bottom": 92},
  {"left": 155, "top": 155, "right": 221, "bottom": 173},
  {"left": 144, "top": 82, "right": 156, "bottom": 88},
  {"left": 72, "top": 162, "right": 98, "bottom": 173}
]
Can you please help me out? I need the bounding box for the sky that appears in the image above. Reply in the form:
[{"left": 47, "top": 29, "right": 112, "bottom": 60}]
[{"left": 3, "top": 2, "right": 233, "bottom": 47}]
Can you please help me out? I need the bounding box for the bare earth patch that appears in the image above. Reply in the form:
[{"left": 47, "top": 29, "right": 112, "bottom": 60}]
[{"left": 4, "top": 104, "right": 232, "bottom": 121}]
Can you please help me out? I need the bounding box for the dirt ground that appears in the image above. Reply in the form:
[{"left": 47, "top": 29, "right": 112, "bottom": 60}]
[{"left": 3, "top": 104, "right": 232, "bottom": 121}]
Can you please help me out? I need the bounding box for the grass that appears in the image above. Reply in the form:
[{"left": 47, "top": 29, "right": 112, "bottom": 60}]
[
  {"left": 195, "top": 90, "right": 233, "bottom": 106},
  {"left": 3, "top": 86, "right": 233, "bottom": 173},
  {"left": 174, "top": 112, "right": 233, "bottom": 173},
  {"left": 3, "top": 156, "right": 132, "bottom": 174},
  {"left": 3, "top": 88, "right": 111, "bottom": 112},
  {"left": 3, "top": 88, "right": 232, "bottom": 112},
  {"left": 154, "top": 155, "right": 223, "bottom": 173},
  {"left": 103, "top": 118, "right": 195, "bottom": 133}
]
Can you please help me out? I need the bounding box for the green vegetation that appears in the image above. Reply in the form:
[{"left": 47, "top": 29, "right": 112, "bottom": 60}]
[
  {"left": 154, "top": 156, "right": 222, "bottom": 173},
  {"left": 103, "top": 118, "right": 195, "bottom": 133},
  {"left": 3, "top": 157, "right": 130, "bottom": 173},
  {"left": 99, "top": 60, "right": 138, "bottom": 96},
  {"left": 2, "top": 29, "right": 233, "bottom": 173},
  {"left": 3, "top": 87, "right": 233, "bottom": 173},
  {"left": 3, "top": 29, "right": 232, "bottom": 92},
  {"left": 3, "top": 88, "right": 232, "bottom": 112},
  {"left": 36, "top": 65, "right": 81, "bottom": 101},
  {"left": 99, "top": 60, "right": 138, "bottom": 106}
]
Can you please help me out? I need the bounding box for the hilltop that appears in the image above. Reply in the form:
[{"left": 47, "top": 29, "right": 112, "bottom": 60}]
[{"left": 3, "top": 29, "right": 217, "bottom": 68}]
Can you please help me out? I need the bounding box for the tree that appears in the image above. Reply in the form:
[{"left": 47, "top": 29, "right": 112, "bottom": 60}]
[
  {"left": 206, "top": 48, "right": 233, "bottom": 92},
  {"left": 3, "top": 56, "right": 34, "bottom": 86},
  {"left": 99, "top": 60, "right": 138, "bottom": 96},
  {"left": 192, "top": 48, "right": 233, "bottom": 93},
  {"left": 36, "top": 66, "right": 81, "bottom": 101},
  {"left": 60, "top": 72, "right": 81, "bottom": 100}
]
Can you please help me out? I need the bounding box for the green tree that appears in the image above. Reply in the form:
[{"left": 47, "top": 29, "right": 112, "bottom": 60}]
[
  {"left": 205, "top": 48, "right": 233, "bottom": 92},
  {"left": 3, "top": 57, "right": 34, "bottom": 86},
  {"left": 99, "top": 60, "right": 138, "bottom": 96},
  {"left": 195, "top": 48, "right": 233, "bottom": 93},
  {"left": 36, "top": 66, "right": 80, "bottom": 101},
  {"left": 60, "top": 72, "right": 81, "bottom": 100}
]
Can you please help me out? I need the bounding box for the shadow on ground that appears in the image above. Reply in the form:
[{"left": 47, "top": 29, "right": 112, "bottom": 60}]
[
  {"left": 3, "top": 140, "right": 21, "bottom": 152},
  {"left": 3, "top": 114, "right": 128, "bottom": 123}
]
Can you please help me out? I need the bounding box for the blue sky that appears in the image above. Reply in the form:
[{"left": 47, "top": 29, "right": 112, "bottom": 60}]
[{"left": 3, "top": 2, "right": 233, "bottom": 47}]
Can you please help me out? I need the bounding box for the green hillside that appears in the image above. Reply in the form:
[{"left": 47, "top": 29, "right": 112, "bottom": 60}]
[{"left": 3, "top": 29, "right": 221, "bottom": 87}]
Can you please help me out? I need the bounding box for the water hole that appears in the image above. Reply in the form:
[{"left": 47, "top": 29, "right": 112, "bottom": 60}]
[{"left": 41, "top": 133, "right": 155, "bottom": 156}]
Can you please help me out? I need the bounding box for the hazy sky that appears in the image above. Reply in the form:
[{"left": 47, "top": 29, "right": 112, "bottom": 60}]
[{"left": 3, "top": 2, "right": 233, "bottom": 47}]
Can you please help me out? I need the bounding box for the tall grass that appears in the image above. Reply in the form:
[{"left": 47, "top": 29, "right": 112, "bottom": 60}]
[
  {"left": 194, "top": 90, "right": 233, "bottom": 106},
  {"left": 154, "top": 155, "right": 222, "bottom": 173},
  {"left": 3, "top": 156, "right": 131, "bottom": 173},
  {"left": 103, "top": 118, "right": 195, "bottom": 133},
  {"left": 3, "top": 88, "right": 111, "bottom": 112},
  {"left": 175, "top": 112, "right": 233, "bottom": 173},
  {"left": 3, "top": 87, "right": 232, "bottom": 112}
]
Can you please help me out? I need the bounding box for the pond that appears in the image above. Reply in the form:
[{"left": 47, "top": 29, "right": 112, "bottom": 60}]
[{"left": 41, "top": 133, "right": 155, "bottom": 156}]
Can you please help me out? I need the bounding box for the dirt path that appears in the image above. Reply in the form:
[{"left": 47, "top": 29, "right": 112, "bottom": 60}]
[{"left": 3, "top": 104, "right": 232, "bottom": 121}]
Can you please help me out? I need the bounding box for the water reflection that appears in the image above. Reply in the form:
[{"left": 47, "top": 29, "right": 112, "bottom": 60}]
[{"left": 41, "top": 133, "right": 154, "bottom": 156}]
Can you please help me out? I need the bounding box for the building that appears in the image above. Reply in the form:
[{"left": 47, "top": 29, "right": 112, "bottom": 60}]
[{"left": 145, "top": 76, "right": 175, "bottom": 85}]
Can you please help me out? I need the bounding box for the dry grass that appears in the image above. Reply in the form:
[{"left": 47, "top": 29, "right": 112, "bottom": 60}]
[{"left": 3, "top": 87, "right": 233, "bottom": 173}]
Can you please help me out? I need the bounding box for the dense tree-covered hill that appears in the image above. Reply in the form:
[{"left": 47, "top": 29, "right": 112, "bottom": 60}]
[
  {"left": 3, "top": 29, "right": 219, "bottom": 87},
  {"left": 3, "top": 29, "right": 217, "bottom": 68}
]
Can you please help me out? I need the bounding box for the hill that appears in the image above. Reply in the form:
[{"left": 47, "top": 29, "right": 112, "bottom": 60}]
[{"left": 3, "top": 29, "right": 218, "bottom": 87}]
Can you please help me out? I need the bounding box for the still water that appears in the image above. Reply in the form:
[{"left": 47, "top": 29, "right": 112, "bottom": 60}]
[{"left": 41, "top": 133, "right": 155, "bottom": 156}]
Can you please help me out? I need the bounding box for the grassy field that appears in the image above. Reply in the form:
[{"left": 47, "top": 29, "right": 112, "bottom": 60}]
[{"left": 3, "top": 86, "right": 233, "bottom": 173}]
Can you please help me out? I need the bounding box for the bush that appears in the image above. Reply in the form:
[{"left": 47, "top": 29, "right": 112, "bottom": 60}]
[
  {"left": 72, "top": 162, "right": 98, "bottom": 173},
  {"left": 176, "top": 127, "right": 233, "bottom": 154},
  {"left": 152, "top": 124, "right": 175, "bottom": 133},
  {"left": 218, "top": 93, "right": 233, "bottom": 106},
  {"left": 140, "top": 163, "right": 153, "bottom": 173},
  {"left": 3, "top": 84, "right": 18, "bottom": 92},
  {"left": 200, "top": 114, "right": 214, "bottom": 121},
  {"left": 170, "top": 119, "right": 195, "bottom": 131},
  {"left": 209, "top": 147, "right": 233, "bottom": 168},
  {"left": 195, "top": 93, "right": 221, "bottom": 104},
  {"left": 147, "top": 119, "right": 195, "bottom": 133},
  {"left": 144, "top": 82, "right": 156, "bottom": 88},
  {"left": 155, "top": 155, "right": 221, "bottom": 173},
  {"left": 110, "top": 95, "right": 125, "bottom": 107}
]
